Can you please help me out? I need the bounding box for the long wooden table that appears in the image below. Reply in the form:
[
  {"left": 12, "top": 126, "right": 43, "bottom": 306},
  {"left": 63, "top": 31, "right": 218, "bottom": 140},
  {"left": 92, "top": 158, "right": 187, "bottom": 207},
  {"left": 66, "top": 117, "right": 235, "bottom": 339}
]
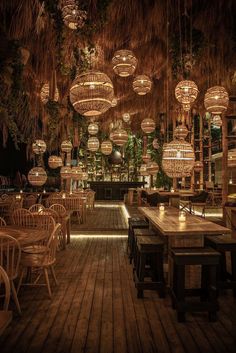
[
  {"left": 139, "top": 206, "right": 231, "bottom": 287},
  {"left": 0, "top": 226, "right": 48, "bottom": 246}
]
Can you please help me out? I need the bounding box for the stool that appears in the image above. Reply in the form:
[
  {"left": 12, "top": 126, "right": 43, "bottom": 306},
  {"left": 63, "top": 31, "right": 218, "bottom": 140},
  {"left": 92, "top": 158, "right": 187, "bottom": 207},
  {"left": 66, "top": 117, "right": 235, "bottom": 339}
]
[
  {"left": 133, "top": 228, "right": 156, "bottom": 271},
  {"left": 134, "top": 236, "right": 165, "bottom": 298},
  {"left": 170, "top": 247, "right": 220, "bottom": 322},
  {"left": 128, "top": 218, "right": 149, "bottom": 263},
  {"left": 205, "top": 235, "right": 236, "bottom": 296}
]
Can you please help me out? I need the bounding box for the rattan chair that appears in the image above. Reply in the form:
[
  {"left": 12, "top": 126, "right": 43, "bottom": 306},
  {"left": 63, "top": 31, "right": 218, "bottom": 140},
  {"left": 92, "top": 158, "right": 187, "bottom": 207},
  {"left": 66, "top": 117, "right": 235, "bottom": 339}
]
[
  {"left": 0, "top": 235, "right": 21, "bottom": 315},
  {"left": 23, "top": 194, "right": 38, "bottom": 209},
  {"left": 18, "top": 224, "right": 61, "bottom": 298},
  {"left": 49, "top": 204, "right": 70, "bottom": 246},
  {"left": 29, "top": 204, "right": 45, "bottom": 213},
  {"left": 0, "top": 265, "right": 12, "bottom": 335},
  {"left": 11, "top": 208, "right": 34, "bottom": 227}
]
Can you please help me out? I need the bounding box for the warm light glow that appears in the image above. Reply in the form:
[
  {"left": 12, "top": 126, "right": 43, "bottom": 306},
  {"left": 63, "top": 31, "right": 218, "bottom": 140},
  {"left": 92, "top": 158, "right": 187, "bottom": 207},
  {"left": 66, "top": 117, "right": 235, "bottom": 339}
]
[
  {"left": 159, "top": 203, "right": 165, "bottom": 211},
  {"left": 179, "top": 211, "right": 186, "bottom": 222}
]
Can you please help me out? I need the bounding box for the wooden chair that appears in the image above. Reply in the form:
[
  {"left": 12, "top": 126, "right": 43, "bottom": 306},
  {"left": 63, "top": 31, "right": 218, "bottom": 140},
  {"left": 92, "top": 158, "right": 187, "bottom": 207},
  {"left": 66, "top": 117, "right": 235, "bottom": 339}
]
[
  {"left": 18, "top": 224, "right": 61, "bottom": 298},
  {"left": 0, "top": 265, "right": 12, "bottom": 335},
  {"left": 29, "top": 203, "right": 45, "bottom": 213},
  {"left": 0, "top": 235, "right": 21, "bottom": 315},
  {"left": 49, "top": 204, "right": 70, "bottom": 245},
  {"left": 4, "top": 199, "right": 23, "bottom": 224},
  {"left": 11, "top": 208, "right": 34, "bottom": 227},
  {"left": 0, "top": 217, "right": 6, "bottom": 226},
  {"left": 23, "top": 194, "right": 38, "bottom": 209}
]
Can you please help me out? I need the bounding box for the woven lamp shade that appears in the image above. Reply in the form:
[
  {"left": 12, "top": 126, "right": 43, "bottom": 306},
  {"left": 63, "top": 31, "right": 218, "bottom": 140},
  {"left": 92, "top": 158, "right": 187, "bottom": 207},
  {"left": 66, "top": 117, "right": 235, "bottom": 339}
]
[
  {"left": 141, "top": 118, "right": 156, "bottom": 134},
  {"left": 228, "top": 149, "right": 236, "bottom": 168},
  {"left": 28, "top": 167, "right": 47, "bottom": 186},
  {"left": 152, "top": 138, "right": 159, "bottom": 149},
  {"left": 48, "top": 155, "right": 63, "bottom": 169},
  {"left": 174, "top": 124, "right": 189, "bottom": 140},
  {"left": 101, "top": 140, "right": 113, "bottom": 155},
  {"left": 71, "top": 166, "right": 83, "bottom": 180},
  {"left": 87, "top": 136, "right": 100, "bottom": 152},
  {"left": 61, "top": 140, "right": 73, "bottom": 153},
  {"left": 112, "top": 49, "right": 137, "bottom": 77},
  {"left": 112, "top": 128, "right": 128, "bottom": 146},
  {"left": 88, "top": 122, "right": 99, "bottom": 135},
  {"left": 40, "top": 83, "right": 59, "bottom": 104},
  {"left": 175, "top": 80, "right": 199, "bottom": 105},
  {"left": 122, "top": 113, "right": 130, "bottom": 123},
  {"left": 70, "top": 71, "right": 114, "bottom": 117},
  {"left": 142, "top": 153, "right": 151, "bottom": 164},
  {"left": 211, "top": 115, "right": 222, "bottom": 128},
  {"left": 32, "top": 140, "right": 46, "bottom": 154},
  {"left": 133, "top": 75, "right": 152, "bottom": 95},
  {"left": 139, "top": 164, "right": 149, "bottom": 176},
  {"left": 60, "top": 166, "right": 72, "bottom": 179},
  {"left": 194, "top": 161, "right": 204, "bottom": 172},
  {"left": 62, "top": 0, "right": 87, "bottom": 30},
  {"left": 204, "top": 86, "right": 229, "bottom": 115},
  {"left": 146, "top": 161, "right": 159, "bottom": 175},
  {"left": 162, "top": 140, "right": 195, "bottom": 178}
]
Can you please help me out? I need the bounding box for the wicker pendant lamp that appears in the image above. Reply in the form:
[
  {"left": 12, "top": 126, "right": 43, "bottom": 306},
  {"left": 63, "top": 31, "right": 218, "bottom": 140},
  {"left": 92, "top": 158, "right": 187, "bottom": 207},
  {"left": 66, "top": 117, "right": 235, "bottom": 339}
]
[
  {"left": 204, "top": 86, "right": 229, "bottom": 115},
  {"left": 112, "top": 50, "right": 137, "bottom": 77},
  {"left": 101, "top": 140, "right": 113, "bottom": 155},
  {"left": 40, "top": 83, "right": 59, "bottom": 104},
  {"left": 194, "top": 161, "right": 204, "bottom": 172},
  {"left": 60, "top": 166, "right": 72, "bottom": 179},
  {"left": 32, "top": 140, "right": 47, "bottom": 154},
  {"left": 62, "top": 0, "right": 87, "bottom": 30},
  {"left": 139, "top": 164, "right": 149, "bottom": 176},
  {"left": 175, "top": 80, "right": 199, "bottom": 105},
  {"left": 141, "top": 118, "right": 156, "bottom": 134},
  {"left": 133, "top": 75, "right": 152, "bottom": 95},
  {"left": 87, "top": 136, "right": 100, "bottom": 152},
  {"left": 88, "top": 122, "right": 99, "bottom": 135},
  {"left": 28, "top": 167, "right": 47, "bottom": 186},
  {"left": 111, "top": 128, "right": 128, "bottom": 146},
  {"left": 48, "top": 155, "right": 63, "bottom": 169},
  {"left": 70, "top": 71, "right": 114, "bottom": 117},
  {"left": 71, "top": 166, "right": 83, "bottom": 180},
  {"left": 61, "top": 140, "right": 73, "bottom": 153},
  {"left": 174, "top": 124, "right": 189, "bottom": 140}
]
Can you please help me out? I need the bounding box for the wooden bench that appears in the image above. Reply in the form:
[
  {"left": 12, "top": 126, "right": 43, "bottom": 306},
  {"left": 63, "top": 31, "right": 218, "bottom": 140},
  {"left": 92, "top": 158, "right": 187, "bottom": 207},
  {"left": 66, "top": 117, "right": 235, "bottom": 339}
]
[
  {"left": 127, "top": 218, "right": 149, "bottom": 263},
  {"left": 133, "top": 228, "right": 156, "bottom": 271},
  {"left": 170, "top": 247, "right": 220, "bottom": 322},
  {"left": 134, "top": 235, "right": 165, "bottom": 298},
  {"left": 205, "top": 235, "right": 236, "bottom": 296}
]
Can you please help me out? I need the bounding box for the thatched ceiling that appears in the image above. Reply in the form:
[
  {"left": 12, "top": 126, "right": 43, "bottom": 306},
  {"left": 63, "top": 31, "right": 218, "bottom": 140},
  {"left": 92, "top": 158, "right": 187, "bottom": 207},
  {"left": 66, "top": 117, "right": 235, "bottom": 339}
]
[{"left": 0, "top": 0, "right": 236, "bottom": 150}]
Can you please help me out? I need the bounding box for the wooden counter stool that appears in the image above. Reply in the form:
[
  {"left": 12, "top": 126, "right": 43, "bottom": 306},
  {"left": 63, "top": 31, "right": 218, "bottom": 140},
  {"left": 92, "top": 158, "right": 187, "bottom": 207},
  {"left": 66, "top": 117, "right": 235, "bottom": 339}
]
[
  {"left": 133, "top": 228, "right": 156, "bottom": 272},
  {"left": 128, "top": 218, "right": 149, "bottom": 264},
  {"left": 134, "top": 235, "right": 165, "bottom": 298},
  {"left": 170, "top": 248, "right": 220, "bottom": 322},
  {"left": 205, "top": 235, "right": 236, "bottom": 296}
]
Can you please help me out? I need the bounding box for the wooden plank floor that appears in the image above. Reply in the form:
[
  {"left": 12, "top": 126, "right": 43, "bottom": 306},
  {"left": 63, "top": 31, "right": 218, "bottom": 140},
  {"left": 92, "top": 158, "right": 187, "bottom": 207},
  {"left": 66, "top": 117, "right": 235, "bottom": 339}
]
[{"left": 1, "top": 203, "right": 236, "bottom": 353}]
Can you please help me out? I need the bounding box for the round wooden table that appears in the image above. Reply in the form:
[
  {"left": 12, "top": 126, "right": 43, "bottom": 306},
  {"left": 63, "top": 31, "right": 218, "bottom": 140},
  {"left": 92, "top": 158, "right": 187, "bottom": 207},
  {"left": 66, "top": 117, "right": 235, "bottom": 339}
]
[{"left": 0, "top": 226, "right": 48, "bottom": 246}]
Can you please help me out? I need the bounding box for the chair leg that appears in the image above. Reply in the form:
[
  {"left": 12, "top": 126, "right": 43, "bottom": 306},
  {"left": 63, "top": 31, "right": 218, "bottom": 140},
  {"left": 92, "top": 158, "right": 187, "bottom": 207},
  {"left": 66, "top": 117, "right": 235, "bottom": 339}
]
[
  {"left": 44, "top": 268, "right": 52, "bottom": 298},
  {"left": 66, "top": 219, "right": 71, "bottom": 244},
  {"left": 17, "top": 269, "right": 24, "bottom": 294},
  {"left": 50, "top": 266, "right": 58, "bottom": 286},
  {"left": 11, "top": 280, "right": 22, "bottom": 315}
]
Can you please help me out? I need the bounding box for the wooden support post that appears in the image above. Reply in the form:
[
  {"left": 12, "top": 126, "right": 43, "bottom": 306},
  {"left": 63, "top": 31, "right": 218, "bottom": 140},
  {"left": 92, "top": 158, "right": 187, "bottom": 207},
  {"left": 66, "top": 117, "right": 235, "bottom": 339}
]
[
  {"left": 66, "top": 152, "right": 71, "bottom": 192},
  {"left": 222, "top": 114, "right": 228, "bottom": 222},
  {"left": 190, "top": 112, "right": 194, "bottom": 190},
  {"left": 199, "top": 114, "right": 204, "bottom": 189},
  {"left": 208, "top": 119, "right": 212, "bottom": 182}
]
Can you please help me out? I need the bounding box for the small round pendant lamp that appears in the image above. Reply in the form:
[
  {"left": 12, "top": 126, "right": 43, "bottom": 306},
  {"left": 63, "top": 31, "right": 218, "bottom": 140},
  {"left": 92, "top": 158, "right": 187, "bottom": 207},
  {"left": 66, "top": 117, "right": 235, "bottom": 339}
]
[
  {"left": 133, "top": 75, "right": 152, "bottom": 95},
  {"left": 62, "top": 0, "right": 87, "bottom": 30},
  {"left": 88, "top": 122, "right": 99, "bottom": 135},
  {"left": 175, "top": 80, "right": 199, "bottom": 105},
  {"left": 32, "top": 140, "right": 47, "bottom": 154},
  {"left": 146, "top": 161, "right": 159, "bottom": 175},
  {"left": 112, "top": 49, "right": 137, "bottom": 77},
  {"left": 48, "top": 155, "right": 63, "bottom": 169},
  {"left": 101, "top": 140, "right": 113, "bottom": 155},
  {"left": 60, "top": 166, "right": 72, "bottom": 179},
  {"left": 28, "top": 167, "right": 47, "bottom": 186},
  {"left": 71, "top": 166, "right": 83, "bottom": 180},
  {"left": 112, "top": 128, "right": 128, "bottom": 146},
  {"left": 87, "top": 137, "right": 100, "bottom": 152},
  {"left": 204, "top": 86, "right": 229, "bottom": 115},
  {"left": 141, "top": 118, "right": 155, "bottom": 134},
  {"left": 194, "top": 161, "right": 204, "bottom": 172},
  {"left": 174, "top": 124, "right": 189, "bottom": 140},
  {"left": 139, "top": 164, "right": 149, "bottom": 176},
  {"left": 61, "top": 140, "right": 73, "bottom": 153}
]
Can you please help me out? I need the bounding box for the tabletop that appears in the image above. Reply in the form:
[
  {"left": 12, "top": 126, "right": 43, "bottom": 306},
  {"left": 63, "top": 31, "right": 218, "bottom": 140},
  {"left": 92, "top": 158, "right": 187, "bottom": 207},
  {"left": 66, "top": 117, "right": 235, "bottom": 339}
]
[
  {"left": 0, "top": 226, "right": 48, "bottom": 246},
  {"left": 139, "top": 206, "right": 232, "bottom": 236}
]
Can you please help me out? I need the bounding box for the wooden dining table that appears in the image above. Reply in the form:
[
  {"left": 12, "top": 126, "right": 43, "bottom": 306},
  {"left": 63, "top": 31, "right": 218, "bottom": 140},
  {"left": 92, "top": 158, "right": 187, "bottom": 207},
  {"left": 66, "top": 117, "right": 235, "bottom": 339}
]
[
  {"left": 139, "top": 206, "right": 232, "bottom": 287},
  {"left": 0, "top": 226, "right": 48, "bottom": 246}
]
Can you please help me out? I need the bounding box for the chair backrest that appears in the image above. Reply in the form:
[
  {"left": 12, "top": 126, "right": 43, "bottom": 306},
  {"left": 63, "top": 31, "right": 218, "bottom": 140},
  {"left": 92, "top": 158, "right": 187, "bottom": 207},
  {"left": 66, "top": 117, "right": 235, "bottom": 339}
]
[
  {"left": 33, "top": 214, "right": 56, "bottom": 233},
  {"left": 29, "top": 204, "right": 45, "bottom": 212},
  {"left": 11, "top": 208, "right": 34, "bottom": 227},
  {"left": 44, "top": 223, "right": 61, "bottom": 265},
  {"left": 0, "top": 217, "right": 6, "bottom": 226},
  {"left": 0, "top": 265, "right": 11, "bottom": 311},
  {"left": 0, "top": 235, "right": 21, "bottom": 280},
  {"left": 49, "top": 204, "right": 67, "bottom": 217}
]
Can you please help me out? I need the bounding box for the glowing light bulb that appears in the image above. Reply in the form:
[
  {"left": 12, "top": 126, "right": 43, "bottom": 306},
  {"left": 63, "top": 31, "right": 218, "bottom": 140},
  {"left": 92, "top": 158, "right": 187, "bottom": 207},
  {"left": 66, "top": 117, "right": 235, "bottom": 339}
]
[
  {"left": 215, "top": 95, "right": 219, "bottom": 100},
  {"left": 36, "top": 172, "right": 39, "bottom": 176},
  {"left": 89, "top": 84, "right": 95, "bottom": 89},
  {"left": 176, "top": 150, "right": 182, "bottom": 158},
  {"left": 122, "top": 57, "right": 126, "bottom": 61}
]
